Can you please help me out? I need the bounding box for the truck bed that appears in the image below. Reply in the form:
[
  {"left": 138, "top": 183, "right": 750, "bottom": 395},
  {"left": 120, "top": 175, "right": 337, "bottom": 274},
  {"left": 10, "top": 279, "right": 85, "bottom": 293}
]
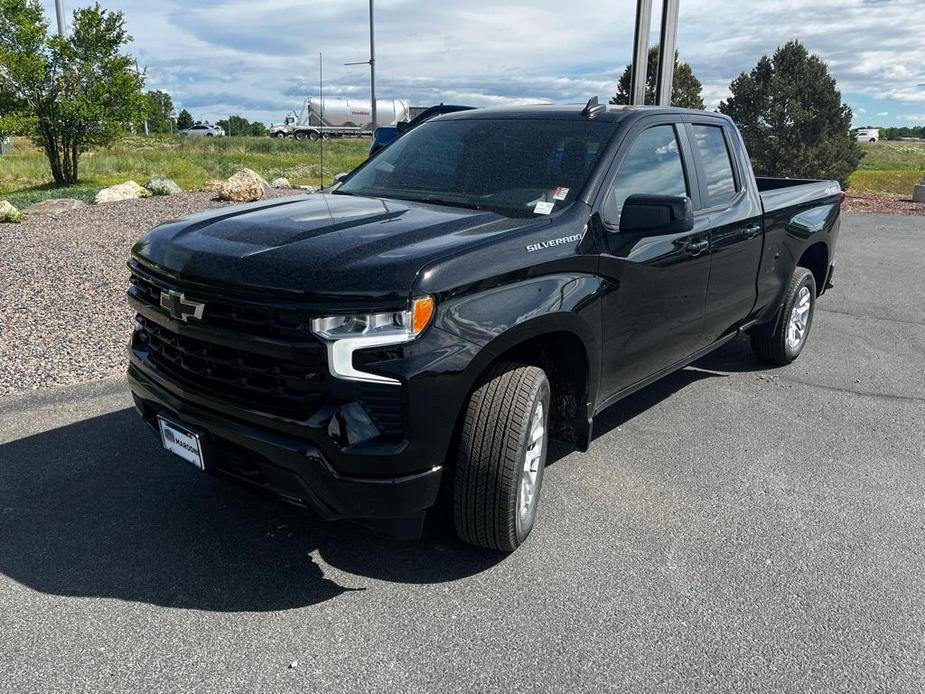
[{"left": 757, "top": 177, "right": 842, "bottom": 215}]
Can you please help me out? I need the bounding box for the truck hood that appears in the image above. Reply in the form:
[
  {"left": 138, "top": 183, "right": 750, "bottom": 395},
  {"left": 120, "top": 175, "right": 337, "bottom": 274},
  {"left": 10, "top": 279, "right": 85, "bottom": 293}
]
[{"left": 132, "top": 193, "right": 541, "bottom": 300}]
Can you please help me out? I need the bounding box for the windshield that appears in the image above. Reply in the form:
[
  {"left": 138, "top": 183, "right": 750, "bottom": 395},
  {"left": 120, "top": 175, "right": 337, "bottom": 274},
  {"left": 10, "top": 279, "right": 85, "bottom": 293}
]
[{"left": 337, "top": 118, "right": 616, "bottom": 217}]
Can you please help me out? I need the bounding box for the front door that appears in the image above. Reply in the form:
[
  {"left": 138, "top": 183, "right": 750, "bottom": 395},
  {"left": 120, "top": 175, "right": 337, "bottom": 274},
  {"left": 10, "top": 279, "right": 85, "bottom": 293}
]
[{"left": 596, "top": 122, "right": 712, "bottom": 399}]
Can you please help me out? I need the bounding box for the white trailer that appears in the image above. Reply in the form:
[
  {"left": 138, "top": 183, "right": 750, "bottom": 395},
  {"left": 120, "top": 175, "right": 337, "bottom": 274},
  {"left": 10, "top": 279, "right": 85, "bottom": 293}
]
[{"left": 269, "top": 98, "right": 410, "bottom": 140}]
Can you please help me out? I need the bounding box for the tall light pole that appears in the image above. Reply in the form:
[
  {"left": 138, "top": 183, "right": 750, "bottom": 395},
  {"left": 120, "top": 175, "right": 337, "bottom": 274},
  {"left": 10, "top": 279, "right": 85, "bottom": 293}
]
[
  {"left": 55, "top": 0, "right": 66, "bottom": 36},
  {"left": 345, "top": 0, "right": 377, "bottom": 131},
  {"left": 369, "top": 0, "right": 376, "bottom": 131},
  {"left": 655, "top": 0, "right": 679, "bottom": 106}
]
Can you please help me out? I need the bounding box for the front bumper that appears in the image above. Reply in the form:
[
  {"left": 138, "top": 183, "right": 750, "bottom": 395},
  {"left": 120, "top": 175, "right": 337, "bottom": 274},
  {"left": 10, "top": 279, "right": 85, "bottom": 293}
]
[{"left": 128, "top": 363, "right": 443, "bottom": 523}]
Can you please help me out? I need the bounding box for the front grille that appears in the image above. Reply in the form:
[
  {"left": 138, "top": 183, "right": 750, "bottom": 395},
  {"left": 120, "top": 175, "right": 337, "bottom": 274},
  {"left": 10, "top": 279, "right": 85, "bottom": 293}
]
[
  {"left": 136, "top": 315, "right": 326, "bottom": 419},
  {"left": 129, "top": 263, "right": 404, "bottom": 436},
  {"left": 129, "top": 266, "right": 315, "bottom": 340}
]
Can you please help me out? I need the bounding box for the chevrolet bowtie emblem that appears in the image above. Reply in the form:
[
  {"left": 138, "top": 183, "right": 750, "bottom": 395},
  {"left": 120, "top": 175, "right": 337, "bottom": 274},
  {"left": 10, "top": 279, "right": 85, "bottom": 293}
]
[{"left": 159, "top": 290, "right": 205, "bottom": 322}]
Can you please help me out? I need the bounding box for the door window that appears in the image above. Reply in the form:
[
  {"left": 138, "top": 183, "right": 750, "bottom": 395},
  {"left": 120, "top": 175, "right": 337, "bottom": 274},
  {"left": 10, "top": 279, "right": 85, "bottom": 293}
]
[
  {"left": 602, "top": 125, "right": 688, "bottom": 224},
  {"left": 692, "top": 125, "right": 737, "bottom": 207}
]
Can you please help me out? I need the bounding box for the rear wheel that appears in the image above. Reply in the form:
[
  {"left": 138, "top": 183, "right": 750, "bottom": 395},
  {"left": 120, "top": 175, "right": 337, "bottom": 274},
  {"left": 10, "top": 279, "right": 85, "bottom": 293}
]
[
  {"left": 308, "top": 131, "right": 320, "bottom": 141},
  {"left": 750, "top": 267, "right": 816, "bottom": 365},
  {"left": 454, "top": 362, "right": 550, "bottom": 552},
  {"left": 293, "top": 131, "right": 306, "bottom": 141}
]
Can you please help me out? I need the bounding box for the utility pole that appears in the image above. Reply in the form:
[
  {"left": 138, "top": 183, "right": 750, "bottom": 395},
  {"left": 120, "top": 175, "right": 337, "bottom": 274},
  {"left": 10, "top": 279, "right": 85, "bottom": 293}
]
[
  {"left": 655, "top": 0, "right": 680, "bottom": 106},
  {"left": 55, "top": 0, "right": 66, "bottom": 36},
  {"left": 630, "top": 0, "right": 680, "bottom": 106},
  {"left": 630, "top": 0, "right": 653, "bottom": 105},
  {"left": 346, "top": 0, "right": 377, "bottom": 132},
  {"left": 134, "top": 58, "right": 148, "bottom": 135},
  {"left": 369, "top": 0, "right": 377, "bottom": 131}
]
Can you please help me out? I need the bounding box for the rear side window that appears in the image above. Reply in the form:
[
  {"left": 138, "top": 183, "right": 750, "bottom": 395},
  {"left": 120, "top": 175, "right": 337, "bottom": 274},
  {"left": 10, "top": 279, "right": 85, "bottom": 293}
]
[
  {"left": 692, "top": 125, "right": 737, "bottom": 207},
  {"left": 603, "top": 125, "right": 688, "bottom": 223}
]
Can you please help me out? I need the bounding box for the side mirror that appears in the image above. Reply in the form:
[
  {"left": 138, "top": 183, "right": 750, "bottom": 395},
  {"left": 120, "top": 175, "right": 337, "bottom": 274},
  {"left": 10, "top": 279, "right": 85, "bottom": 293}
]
[
  {"left": 395, "top": 121, "right": 410, "bottom": 133},
  {"left": 333, "top": 172, "right": 349, "bottom": 183},
  {"left": 619, "top": 194, "right": 693, "bottom": 234}
]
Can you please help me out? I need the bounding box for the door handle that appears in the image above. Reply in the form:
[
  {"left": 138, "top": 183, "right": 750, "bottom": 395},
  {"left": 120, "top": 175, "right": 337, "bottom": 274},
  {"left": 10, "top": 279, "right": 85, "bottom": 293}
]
[
  {"left": 741, "top": 223, "right": 762, "bottom": 240},
  {"left": 682, "top": 238, "right": 710, "bottom": 256}
]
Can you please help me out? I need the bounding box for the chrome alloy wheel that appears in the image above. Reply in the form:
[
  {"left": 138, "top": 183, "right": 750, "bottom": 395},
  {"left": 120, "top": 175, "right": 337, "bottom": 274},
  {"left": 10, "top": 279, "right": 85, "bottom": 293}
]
[
  {"left": 518, "top": 401, "right": 546, "bottom": 523},
  {"left": 787, "top": 286, "right": 812, "bottom": 352}
]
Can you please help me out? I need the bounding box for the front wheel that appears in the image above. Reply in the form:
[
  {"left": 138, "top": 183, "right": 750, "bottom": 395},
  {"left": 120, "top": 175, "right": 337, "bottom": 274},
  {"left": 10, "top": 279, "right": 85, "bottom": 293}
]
[
  {"left": 750, "top": 267, "right": 817, "bottom": 365},
  {"left": 454, "top": 362, "right": 550, "bottom": 552}
]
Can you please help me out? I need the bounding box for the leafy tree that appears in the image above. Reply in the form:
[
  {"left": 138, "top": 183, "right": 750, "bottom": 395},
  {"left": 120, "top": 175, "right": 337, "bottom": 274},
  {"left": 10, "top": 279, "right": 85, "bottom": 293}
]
[
  {"left": 0, "top": 89, "right": 24, "bottom": 139},
  {"left": 0, "top": 0, "right": 144, "bottom": 184},
  {"left": 143, "top": 89, "right": 174, "bottom": 133},
  {"left": 611, "top": 45, "right": 704, "bottom": 109},
  {"left": 214, "top": 115, "right": 269, "bottom": 137},
  {"left": 719, "top": 41, "right": 862, "bottom": 187},
  {"left": 216, "top": 114, "right": 250, "bottom": 136},
  {"left": 176, "top": 108, "right": 194, "bottom": 130}
]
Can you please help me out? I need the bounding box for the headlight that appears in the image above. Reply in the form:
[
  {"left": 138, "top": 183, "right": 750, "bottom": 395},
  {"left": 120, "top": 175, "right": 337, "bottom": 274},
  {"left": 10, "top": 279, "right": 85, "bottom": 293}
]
[{"left": 311, "top": 296, "right": 435, "bottom": 383}]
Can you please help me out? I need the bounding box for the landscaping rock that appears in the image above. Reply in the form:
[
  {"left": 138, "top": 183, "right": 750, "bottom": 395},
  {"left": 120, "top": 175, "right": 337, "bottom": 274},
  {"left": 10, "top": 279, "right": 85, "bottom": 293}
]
[
  {"left": 145, "top": 177, "right": 182, "bottom": 196},
  {"left": 270, "top": 177, "right": 292, "bottom": 190},
  {"left": 257, "top": 173, "right": 272, "bottom": 192},
  {"left": 219, "top": 169, "right": 265, "bottom": 202},
  {"left": 203, "top": 179, "right": 224, "bottom": 192},
  {"left": 0, "top": 200, "right": 24, "bottom": 223},
  {"left": 94, "top": 181, "right": 151, "bottom": 204},
  {"left": 23, "top": 198, "right": 88, "bottom": 216},
  {"left": 298, "top": 185, "right": 321, "bottom": 193}
]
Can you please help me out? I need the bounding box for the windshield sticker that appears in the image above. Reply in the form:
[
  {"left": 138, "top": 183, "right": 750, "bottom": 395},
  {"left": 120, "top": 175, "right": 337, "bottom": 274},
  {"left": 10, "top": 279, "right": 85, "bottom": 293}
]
[
  {"left": 526, "top": 233, "right": 583, "bottom": 253},
  {"left": 534, "top": 201, "right": 555, "bottom": 215},
  {"left": 552, "top": 186, "right": 569, "bottom": 201}
]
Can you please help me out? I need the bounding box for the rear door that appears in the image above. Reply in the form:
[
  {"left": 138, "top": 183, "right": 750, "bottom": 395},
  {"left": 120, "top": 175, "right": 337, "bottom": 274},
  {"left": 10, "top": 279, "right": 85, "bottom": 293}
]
[
  {"left": 685, "top": 119, "right": 764, "bottom": 341},
  {"left": 595, "top": 118, "right": 713, "bottom": 399}
]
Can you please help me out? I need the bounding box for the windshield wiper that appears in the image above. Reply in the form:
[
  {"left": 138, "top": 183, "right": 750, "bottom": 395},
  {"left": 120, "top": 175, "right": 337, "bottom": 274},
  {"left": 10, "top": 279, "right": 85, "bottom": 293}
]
[{"left": 382, "top": 194, "right": 486, "bottom": 211}]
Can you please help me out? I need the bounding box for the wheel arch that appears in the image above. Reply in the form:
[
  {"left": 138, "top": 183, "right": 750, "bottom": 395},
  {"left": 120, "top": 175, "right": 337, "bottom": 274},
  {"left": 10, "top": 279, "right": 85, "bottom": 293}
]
[
  {"left": 797, "top": 241, "right": 829, "bottom": 296},
  {"left": 457, "top": 314, "right": 598, "bottom": 452}
]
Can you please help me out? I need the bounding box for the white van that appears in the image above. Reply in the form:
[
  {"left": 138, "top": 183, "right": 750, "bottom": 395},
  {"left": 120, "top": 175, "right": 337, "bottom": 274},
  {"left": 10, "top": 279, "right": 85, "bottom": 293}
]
[{"left": 856, "top": 128, "right": 879, "bottom": 142}]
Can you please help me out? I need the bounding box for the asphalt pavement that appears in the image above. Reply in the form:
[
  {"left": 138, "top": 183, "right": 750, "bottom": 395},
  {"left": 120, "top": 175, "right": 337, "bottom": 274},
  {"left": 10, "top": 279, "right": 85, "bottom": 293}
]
[{"left": 1, "top": 212, "right": 924, "bottom": 693}]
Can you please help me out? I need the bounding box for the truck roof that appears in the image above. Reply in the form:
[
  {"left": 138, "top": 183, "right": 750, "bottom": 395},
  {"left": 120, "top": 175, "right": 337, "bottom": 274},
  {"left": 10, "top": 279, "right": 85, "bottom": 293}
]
[{"left": 436, "top": 103, "right": 724, "bottom": 123}]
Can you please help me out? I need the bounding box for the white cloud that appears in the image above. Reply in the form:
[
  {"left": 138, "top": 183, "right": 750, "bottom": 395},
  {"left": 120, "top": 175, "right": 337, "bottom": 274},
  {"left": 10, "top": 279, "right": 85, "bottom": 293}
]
[
  {"left": 897, "top": 114, "right": 925, "bottom": 122},
  {"left": 38, "top": 0, "right": 925, "bottom": 124},
  {"left": 877, "top": 111, "right": 889, "bottom": 116}
]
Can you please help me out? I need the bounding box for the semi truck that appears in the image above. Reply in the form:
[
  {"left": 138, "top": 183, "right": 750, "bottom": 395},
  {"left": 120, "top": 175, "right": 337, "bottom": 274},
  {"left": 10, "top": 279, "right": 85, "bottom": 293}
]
[{"left": 269, "top": 98, "right": 411, "bottom": 140}]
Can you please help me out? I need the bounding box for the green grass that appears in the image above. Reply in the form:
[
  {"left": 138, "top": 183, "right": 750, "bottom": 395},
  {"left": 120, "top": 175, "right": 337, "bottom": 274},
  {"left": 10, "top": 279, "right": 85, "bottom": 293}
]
[
  {"left": 3, "top": 135, "right": 924, "bottom": 206},
  {"left": 0, "top": 135, "right": 370, "bottom": 206},
  {"left": 848, "top": 140, "right": 925, "bottom": 194}
]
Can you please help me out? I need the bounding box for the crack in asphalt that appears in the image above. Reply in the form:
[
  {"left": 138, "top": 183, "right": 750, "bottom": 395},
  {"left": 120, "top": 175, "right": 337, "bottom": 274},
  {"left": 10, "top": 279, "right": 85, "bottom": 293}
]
[
  {"left": 817, "top": 307, "right": 925, "bottom": 328},
  {"left": 773, "top": 375, "right": 925, "bottom": 405}
]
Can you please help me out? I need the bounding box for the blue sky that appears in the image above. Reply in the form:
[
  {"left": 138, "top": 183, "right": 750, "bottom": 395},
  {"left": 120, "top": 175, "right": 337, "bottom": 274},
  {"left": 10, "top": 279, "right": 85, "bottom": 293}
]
[{"left": 41, "top": 0, "right": 925, "bottom": 127}]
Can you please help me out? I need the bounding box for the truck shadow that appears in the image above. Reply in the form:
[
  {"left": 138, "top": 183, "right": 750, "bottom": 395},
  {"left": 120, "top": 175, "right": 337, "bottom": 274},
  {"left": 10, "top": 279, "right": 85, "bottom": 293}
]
[
  {"left": 547, "top": 337, "right": 754, "bottom": 465},
  {"left": 0, "top": 409, "right": 501, "bottom": 612},
  {"left": 0, "top": 337, "right": 761, "bottom": 612}
]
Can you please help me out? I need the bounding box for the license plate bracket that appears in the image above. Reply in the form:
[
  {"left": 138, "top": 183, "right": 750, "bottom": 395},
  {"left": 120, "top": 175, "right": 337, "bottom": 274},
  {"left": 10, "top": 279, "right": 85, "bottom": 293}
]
[{"left": 157, "top": 415, "right": 206, "bottom": 471}]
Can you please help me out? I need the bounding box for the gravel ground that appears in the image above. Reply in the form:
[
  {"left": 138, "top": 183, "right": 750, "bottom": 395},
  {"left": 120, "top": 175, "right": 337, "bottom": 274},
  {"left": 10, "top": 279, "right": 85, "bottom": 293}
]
[
  {"left": 844, "top": 191, "right": 925, "bottom": 216},
  {"left": 0, "top": 190, "right": 300, "bottom": 396}
]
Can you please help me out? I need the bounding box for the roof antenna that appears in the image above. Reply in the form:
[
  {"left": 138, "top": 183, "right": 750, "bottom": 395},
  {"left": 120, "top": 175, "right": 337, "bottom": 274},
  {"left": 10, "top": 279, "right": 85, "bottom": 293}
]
[{"left": 582, "top": 96, "right": 606, "bottom": 118}]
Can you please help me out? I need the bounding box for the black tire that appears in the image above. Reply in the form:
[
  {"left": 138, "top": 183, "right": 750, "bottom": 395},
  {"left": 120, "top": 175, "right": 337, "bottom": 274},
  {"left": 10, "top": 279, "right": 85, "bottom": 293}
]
[
  {"left": 308, "top": 131, "right": 320, "bottom": 142},
  {"left": 750, "top": 267, "right": 817, "bottom": 365},
  {"left": 294, "top": 131, "right": 306, "bottom": 141},
  {"left": 454, "top": 362, "right": 551, "bottom": 551},
  {"left": 274, "top": 132, "right": 287, "bottom": 139}
]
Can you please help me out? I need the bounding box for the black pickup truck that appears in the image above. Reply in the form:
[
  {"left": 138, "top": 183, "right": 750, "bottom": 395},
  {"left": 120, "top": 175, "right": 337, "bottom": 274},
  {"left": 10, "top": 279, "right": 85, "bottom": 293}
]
[{"left": 128, "top": 103, "right": 841, "bottom": 551}]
